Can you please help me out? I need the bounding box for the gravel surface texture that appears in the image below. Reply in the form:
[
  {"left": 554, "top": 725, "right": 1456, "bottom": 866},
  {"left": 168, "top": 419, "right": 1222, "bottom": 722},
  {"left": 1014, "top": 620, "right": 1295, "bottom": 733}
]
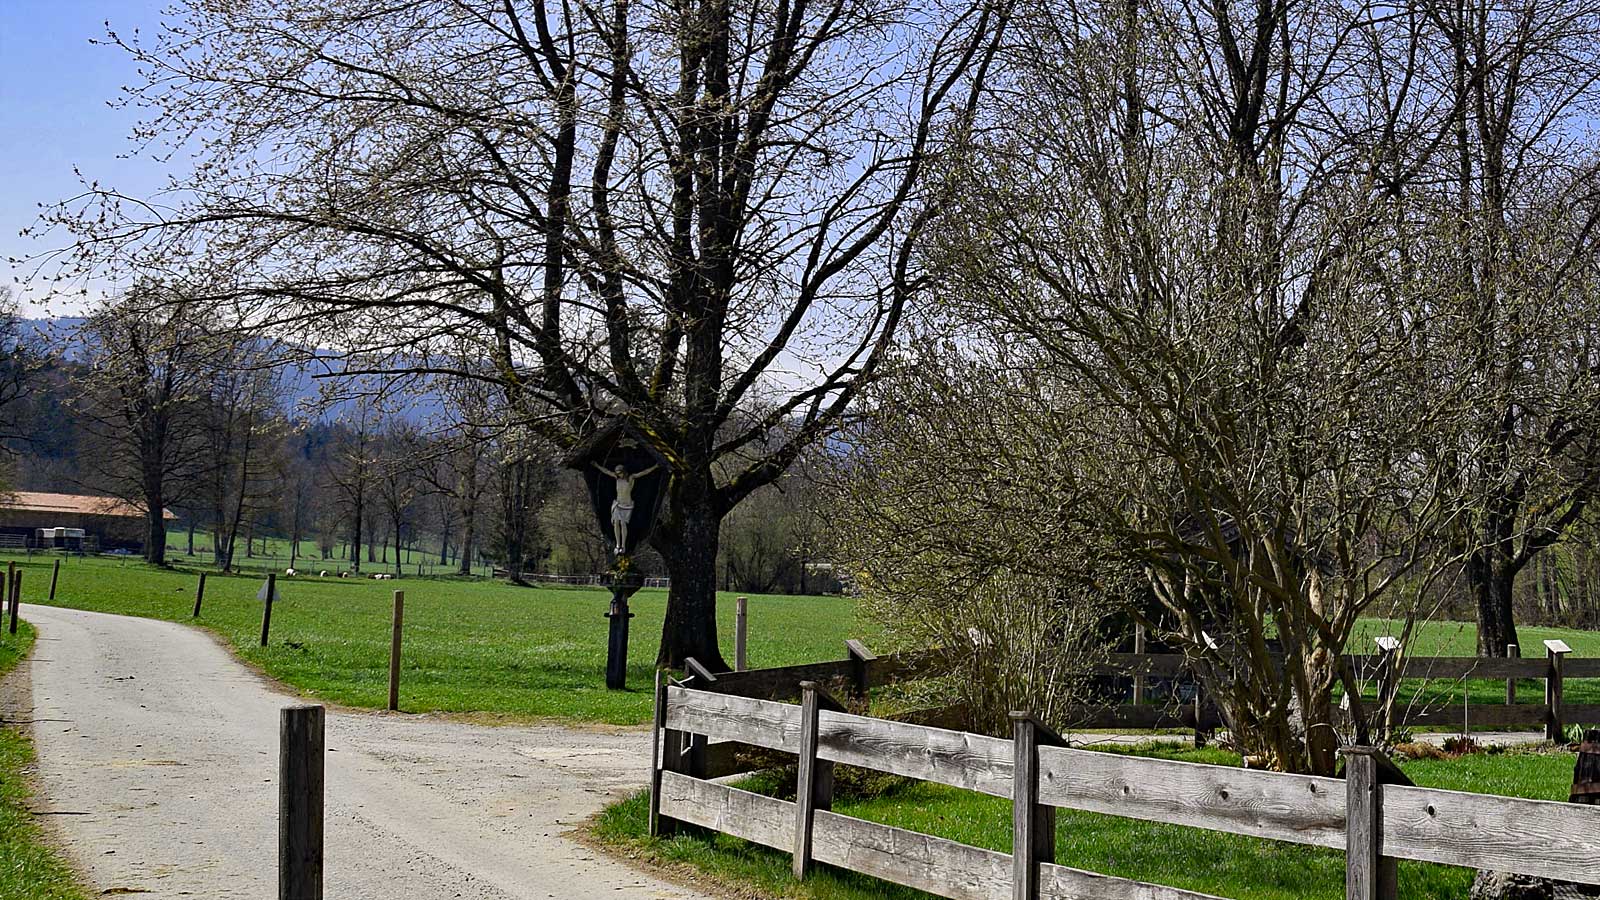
[{"left": 17, "top": 603, "right": 699, "bottom": 900}]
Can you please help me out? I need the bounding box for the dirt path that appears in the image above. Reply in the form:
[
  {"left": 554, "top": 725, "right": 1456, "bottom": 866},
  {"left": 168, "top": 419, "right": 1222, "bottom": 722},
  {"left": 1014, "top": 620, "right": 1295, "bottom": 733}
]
[{"left": 17, "top": 603, "right": 700, "bottom": 900}]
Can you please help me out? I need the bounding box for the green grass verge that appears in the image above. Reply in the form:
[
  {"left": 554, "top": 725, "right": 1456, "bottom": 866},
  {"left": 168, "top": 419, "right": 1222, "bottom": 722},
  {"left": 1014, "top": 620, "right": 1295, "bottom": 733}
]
[
  {"left": 0, "top": 621, "right": 91, "bottom": 900},
  {"left": 593, "top": 743, "right": 1579, "bottom": 900},
  {"left": 13, "top": 553, "right": 862, "bottom": 724}
]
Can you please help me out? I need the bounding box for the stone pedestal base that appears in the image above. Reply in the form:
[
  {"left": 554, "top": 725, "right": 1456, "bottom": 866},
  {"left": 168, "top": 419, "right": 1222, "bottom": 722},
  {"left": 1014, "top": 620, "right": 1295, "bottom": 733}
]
[{"left": 1472, "top": 870, "right": 1600, "bottom": 900}]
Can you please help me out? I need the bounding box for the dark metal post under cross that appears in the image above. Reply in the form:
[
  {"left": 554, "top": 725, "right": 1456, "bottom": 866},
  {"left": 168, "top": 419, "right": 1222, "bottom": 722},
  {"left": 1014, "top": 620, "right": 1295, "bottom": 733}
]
[{"left": 603, "top": 571, "right": 643, "bottom": 690}]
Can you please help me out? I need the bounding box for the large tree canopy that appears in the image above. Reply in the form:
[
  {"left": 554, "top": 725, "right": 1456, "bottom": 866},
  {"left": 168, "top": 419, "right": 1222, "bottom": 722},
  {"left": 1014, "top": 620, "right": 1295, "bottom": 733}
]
[
  {"left": 905, "top": 0, "right": 1509, "bottom": 774},
  {"left": 47, "top": 0, "right": 1011, "bottom": 665}
]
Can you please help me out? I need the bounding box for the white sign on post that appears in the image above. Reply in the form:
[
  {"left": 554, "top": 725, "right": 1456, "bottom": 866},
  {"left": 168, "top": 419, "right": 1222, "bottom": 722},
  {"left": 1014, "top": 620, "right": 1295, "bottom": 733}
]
[{"left": 1544, "top": 639, "right": 1572, "bottom": 655}]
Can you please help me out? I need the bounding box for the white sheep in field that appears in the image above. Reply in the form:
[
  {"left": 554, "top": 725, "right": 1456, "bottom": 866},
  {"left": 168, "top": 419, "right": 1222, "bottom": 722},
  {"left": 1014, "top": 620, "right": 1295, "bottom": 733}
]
[
  {"left": 319, "top": 570, "right": 328, "bottom": 578},
  {"left": 338, "top": 571, "right": 350, "bottom": 578},
  {"left": 285, "top": 568, "right": 297, "bottom": 577}
]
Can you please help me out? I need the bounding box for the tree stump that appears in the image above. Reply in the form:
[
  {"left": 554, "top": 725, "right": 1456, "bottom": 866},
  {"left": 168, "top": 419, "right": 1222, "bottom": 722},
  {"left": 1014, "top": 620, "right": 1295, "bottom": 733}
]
[
  {"left": 1471, "top": 731, "right": 1600, "bottom": 900},
  {"left": 1570, "top": 729, "right": 1600, "bottom": 804}
]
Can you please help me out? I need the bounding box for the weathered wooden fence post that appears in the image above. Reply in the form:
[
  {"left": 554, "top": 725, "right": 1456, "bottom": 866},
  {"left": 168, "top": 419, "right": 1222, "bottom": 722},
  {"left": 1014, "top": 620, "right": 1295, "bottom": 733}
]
[
  {"left": 280, "top": 705, "right": 324, "bottom": 900},
  {"left": 681, "top": 659, "right": 716, "bottom": 777},
  {"left": 1546, "top": 640, "right": 1571, "bottom": 742},
  {"left": 1343, "top": 747, "right": 1404, "bottom": 900},
  {"left": 793, "top": 680, "right": 842, "bottom": 879},
  {"left": 9, "top": 569, "right": 20, "bottom": 635},
  {"left": 192, "top": 573, "right": 207, "bottom": 618},
  {"left": 648, "top": 669, "right": 674, "bottom": 838},
  {"left": 48, "top": 558, "right": 60, "bottom": 602},
  {"left": 1506, "top": 643, "right": 1520, "bottom": 705},
  {"left": 1374, "top": 637, "right": 1401, "bottom": 737},
  {"left": 260, "top": 573, "right": 277, "bottom": 648},
  {"left": 387, "top": 590, "right": 404, "bottom": 711},
  {"left": 846, "top": 639, "right": 876, "bottom": 699},
  {"left": 735, "top": 596, "right": 748, "bottom": 672},
  {"left": 1011, "top": 712, "right": 1064, "bottom": 900},
  {"left": 1132, "top": 623, "right": 1146, "bottom": 706}
]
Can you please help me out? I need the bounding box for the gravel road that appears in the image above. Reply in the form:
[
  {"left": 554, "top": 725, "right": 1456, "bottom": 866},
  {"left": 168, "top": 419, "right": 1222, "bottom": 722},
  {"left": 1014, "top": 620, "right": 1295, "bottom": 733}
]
[{"left": 15, "top": 603, "right": 702, "bottom": 900}]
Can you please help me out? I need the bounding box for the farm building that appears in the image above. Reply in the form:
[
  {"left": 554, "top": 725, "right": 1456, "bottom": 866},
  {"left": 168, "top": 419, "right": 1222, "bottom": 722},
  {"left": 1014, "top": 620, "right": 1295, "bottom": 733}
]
[{"left": 0, "top": 491, "right": 176, "bottom": 553}]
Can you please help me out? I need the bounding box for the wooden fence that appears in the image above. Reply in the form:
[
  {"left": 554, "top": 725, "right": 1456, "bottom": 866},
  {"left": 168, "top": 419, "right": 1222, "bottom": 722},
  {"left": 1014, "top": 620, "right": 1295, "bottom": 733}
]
[
  {"left": 650, "top": 677, "right": 1600, "bottom": 900},
  {"left": 695, "top": 638, "right": 1600, "bottom": 740}
]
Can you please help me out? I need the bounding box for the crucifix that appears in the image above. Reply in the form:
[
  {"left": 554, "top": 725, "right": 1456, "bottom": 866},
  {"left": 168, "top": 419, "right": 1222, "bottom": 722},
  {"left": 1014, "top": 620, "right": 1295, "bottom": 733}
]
[{"left": 564, "top": 420, "right": 673, "bottom": 689}]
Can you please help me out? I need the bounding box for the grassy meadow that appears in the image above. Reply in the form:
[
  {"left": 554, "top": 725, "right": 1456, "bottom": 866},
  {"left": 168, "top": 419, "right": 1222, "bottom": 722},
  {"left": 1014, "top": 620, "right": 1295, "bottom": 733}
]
[
  {"left": 161, "top": 533, "right": 494, "bottom": 578},
  {"left": 9, "top": 552, "right": 861, "bottom": 724},
  {"left": 0, "top": 622, "right": 91, "bottom": 900},
  {"left": 10, "top": 549, "right": 1600, "bottom": 724}
]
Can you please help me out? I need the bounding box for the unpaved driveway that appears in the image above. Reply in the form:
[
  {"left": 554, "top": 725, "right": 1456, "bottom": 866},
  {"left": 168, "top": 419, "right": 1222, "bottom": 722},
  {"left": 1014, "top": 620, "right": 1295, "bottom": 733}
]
[{"left": 17, "top": 604, "right": 700, "bottom": 900}]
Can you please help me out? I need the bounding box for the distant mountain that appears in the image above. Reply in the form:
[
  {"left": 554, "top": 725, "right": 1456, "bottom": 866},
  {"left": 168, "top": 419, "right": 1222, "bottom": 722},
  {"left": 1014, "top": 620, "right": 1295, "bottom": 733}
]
[{"left": 21, "top": 317, "right": 446, "bottom": 426}]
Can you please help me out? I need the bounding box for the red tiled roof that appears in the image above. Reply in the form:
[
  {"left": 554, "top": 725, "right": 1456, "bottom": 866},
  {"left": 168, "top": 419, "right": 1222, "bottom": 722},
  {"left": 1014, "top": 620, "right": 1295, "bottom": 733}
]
[{"left": 0, "top": 491, "right": 178, "bottom": 521}]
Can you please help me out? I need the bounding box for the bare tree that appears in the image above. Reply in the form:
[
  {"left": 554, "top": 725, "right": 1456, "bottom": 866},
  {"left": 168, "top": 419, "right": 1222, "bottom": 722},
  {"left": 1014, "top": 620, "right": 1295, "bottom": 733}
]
[
  {"left": 327, "top": 401, "right": 381, "bottom": 575},
  {"left": 202, "top": 343, "right": 285, "bottom": 572},
  {"left": 73, "top": 290, "right": 215, "bottom": 564},
  {"left": 424, "top": 376, "right": 496, "bottom": 576},
  {"left": 1416, "top": 0, "right": 1600, "bottom": 656},
  {"left": 374, "top": 422, "right": 424, "bottom": 576},
  {"left": 0, "top": 287, "right": 35, "bottom": 493},
  {"left": 837, "top": 352, "right": 1131, "bottom": 735},
  {"left": 52, "top": 0, "right": 1014, "bottom": 667},
  {"left": 911, "top": 0, "right": 1489, "bottom": 773},
  {"left": 491, "top": 435, "right": 555, "bottom": 583}
]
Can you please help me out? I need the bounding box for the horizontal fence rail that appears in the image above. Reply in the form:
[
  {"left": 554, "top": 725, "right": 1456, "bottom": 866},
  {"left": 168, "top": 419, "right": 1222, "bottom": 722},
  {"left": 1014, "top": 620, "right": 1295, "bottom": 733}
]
[
  {"left": 702, "top": 640, "right": 1597, "bottom": 737},
  {"left": 652, "top": 683, "right": 1600, "bottom": 900}
]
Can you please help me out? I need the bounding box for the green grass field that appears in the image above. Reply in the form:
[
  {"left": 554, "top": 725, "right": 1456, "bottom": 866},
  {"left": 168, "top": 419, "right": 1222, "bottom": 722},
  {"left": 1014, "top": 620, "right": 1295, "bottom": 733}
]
[
  {"left": 14, "top": 550, "right": 1600, "bottom": 725},
  {"left": 161, "top": 532, "right": 493, "bottom": 578},
  {"left": 11, "top": 553, "right": 862, "bottom": 724},
  {"left": 594, "top": 742, "right": 1579, "bottom": 900},
  {"left": 0, "top": 622, "right": 91, "bottom": 900}
]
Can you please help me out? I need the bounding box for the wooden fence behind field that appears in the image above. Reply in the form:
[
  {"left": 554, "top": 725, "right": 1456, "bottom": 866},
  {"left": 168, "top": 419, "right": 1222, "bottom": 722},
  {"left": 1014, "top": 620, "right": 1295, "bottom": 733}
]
[
  {"left": 651, "top": 678, "right": 1600, "bottom": 900},
  {"left": 700, "top": 638, "right": 1600, "bottom": 739}
]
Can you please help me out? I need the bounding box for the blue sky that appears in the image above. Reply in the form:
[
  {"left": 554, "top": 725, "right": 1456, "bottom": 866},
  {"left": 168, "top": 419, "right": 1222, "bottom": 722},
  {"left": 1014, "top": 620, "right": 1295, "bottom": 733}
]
[{"left": 1, "top": 0, "right": 169, "bottom": 315}]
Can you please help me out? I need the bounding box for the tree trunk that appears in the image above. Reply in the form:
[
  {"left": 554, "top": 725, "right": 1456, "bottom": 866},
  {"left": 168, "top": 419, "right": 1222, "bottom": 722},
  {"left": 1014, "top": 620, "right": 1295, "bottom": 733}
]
[
  {"left": 457, "top": 495, "right": 477, "bottom": 576},
  {"left": 655, "top": 486, "right": 727, "bottom": 670},
  {"left": 1468, "top": 549, "right": 1520, "bottom": 657},
  {"left": 143, "top": 483, "right": 167, "bottom": 566},
  {"left": 350, "top": 491, "right": 364, "bottom": 574},
  {"left": 186, "top": 520, "right": 195, "bottom": 556}
]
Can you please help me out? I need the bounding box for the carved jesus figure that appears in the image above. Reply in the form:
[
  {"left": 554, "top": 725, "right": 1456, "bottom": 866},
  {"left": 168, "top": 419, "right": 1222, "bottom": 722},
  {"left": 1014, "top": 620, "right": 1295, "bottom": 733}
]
[{"left": 594, "top": 462, "right": 660, "bottom": 554}]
